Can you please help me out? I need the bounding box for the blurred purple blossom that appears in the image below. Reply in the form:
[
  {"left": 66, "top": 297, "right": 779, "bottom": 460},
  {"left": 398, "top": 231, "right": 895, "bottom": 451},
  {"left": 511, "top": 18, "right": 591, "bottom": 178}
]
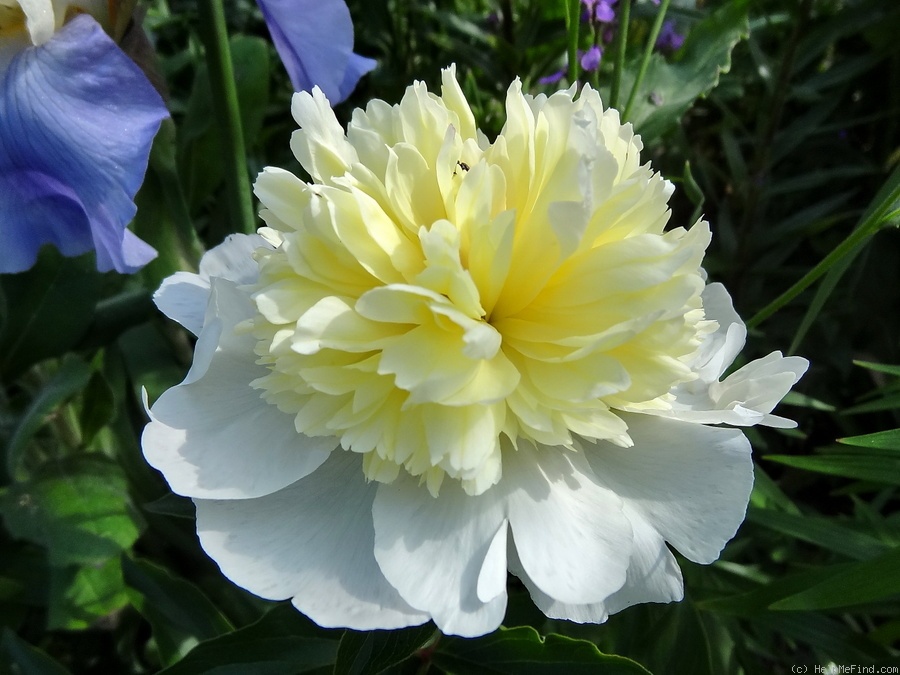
[
  {"left": 580, "top": 45, "right": 603, "bottom": 72},
  {"left": 656, "top": 19, "right": 685, "bottom": 52},
  {"left": 581, "top": 0, "right": 617, "bottom": 23},
  {"left": 538, "top": 68, "right": 567, "bottom": 85}
]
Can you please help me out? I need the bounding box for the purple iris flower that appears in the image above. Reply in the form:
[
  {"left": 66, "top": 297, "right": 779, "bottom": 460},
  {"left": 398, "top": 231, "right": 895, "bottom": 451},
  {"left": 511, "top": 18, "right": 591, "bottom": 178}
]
[
  {"left": 0, "top": 14, "right": 168, "bottom": 274},
  {"left": 257, "top": 0, "right": 376, "bottom": 104}
]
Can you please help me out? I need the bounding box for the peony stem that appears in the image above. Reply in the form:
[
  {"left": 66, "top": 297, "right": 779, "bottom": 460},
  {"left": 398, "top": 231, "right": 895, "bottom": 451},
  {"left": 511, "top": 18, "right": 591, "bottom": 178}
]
[{"left": 197, "top": 0, "right": 256, "bottom": 235}]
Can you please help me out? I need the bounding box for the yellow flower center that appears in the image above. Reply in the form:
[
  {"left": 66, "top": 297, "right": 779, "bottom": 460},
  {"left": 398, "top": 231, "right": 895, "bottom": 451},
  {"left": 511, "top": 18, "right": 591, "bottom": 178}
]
[{"left": 248, "top": 67, "right": 713, "bottom": 496}]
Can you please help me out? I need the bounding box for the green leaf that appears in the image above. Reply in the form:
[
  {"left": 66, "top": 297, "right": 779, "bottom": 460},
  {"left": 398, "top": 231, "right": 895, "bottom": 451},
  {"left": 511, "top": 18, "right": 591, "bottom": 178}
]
[
  {"left": 334, "top": 625, "right": 435, "bottom": 675},
  {"left": 433, "top": 627, "right": 651, "bottom": 674},
  {"left": 620, "top": 0, "right": 749, "bottom": 143},
  {"left": 0, "top": 456, "right": 142, "bottom": 566},
  {"left": 764, "top": 453, "right": 900, "bottom": 486},
  {"left": 747, "top": 507, "right": 890, "bottom": 560},
  {"left": 230, "top": 35, "right": 270, "bottom": 148},
  {"left": 4, "top": 357, "right": 92, "bottom": 479},
  {"left": 838, "top": 429, "right": 900, "bottom": 452},
  {"left": 771, "top": 546, "right": 900, "bottom": 610},
  {"left": 47, "top": 557, "right": 129, "bottom": 630},
  {"left": 78, "top": 370, "right": 116, "bottom": 446},
  {"left": 749, "top": 462, "right": 800, "bottom": 514},
  {"left": 853, "top": 360, "right": 900, "bottom": 377},
  {"left": 841, "top": 394, "right": 900, "bottom": 416},
  {"left": 123, "top": 557, "right": 232, "bottom": 666},
  {"left": 0, "top": 628, "right": 71, "bottom": 675},
  {"left": 142, "top": 492, "right": 196, "bottom": 519},
  {"left": 697, "top": 564, "right": 854, "bottom": 616},
  {"left": 681, "top": 161, "right": 705, "bottom": 226},
  {"left": 0, "top": 249, "right": 103, "bottom": 381},
  {"left": 158, "top": 604, "right": 339, "bottom": 675}
]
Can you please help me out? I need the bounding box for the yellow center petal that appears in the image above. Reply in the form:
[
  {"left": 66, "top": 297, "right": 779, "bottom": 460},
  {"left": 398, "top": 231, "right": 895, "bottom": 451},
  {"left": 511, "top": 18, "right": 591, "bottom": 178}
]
[{"left": 249, "top": 65, "right": 714, "bottom": 496}]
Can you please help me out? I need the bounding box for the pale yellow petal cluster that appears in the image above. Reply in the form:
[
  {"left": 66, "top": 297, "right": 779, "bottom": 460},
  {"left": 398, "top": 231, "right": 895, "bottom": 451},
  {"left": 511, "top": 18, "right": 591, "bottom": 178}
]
[{"left": 249, "top": 66, "right": 713, "bottom": 496}]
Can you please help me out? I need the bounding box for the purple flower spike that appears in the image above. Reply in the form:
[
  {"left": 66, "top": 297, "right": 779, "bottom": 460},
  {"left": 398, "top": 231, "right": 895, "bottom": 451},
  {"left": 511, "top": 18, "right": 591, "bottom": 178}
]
[
  {"left": 257, "top": 0, "right": 375, "bottom": 104},
  {"left": 0, "top": 15, "right": 167, "bottom": 274},
  {"left": 580, "top": 45, "right": 603, "bottom": 72}
]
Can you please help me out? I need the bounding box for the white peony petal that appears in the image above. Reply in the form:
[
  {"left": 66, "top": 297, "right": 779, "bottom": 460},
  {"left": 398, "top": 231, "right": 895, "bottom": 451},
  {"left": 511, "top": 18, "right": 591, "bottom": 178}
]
[
  {"left": 507, "top": 544, "right": 609, "bottom": 624},
  {"left": 198, "top": 233, "right": 267, "bottom": 283},
  {"left": 601, "top": 509, "right": 684, "bottom": 614},
  {"left": 142, "top": 280, "right": 333, "bottom": 499},
  {"left": 196, "top": 451, "right": 429, "bottom": 630},
  {"left": 694, "top": 282, "right": 746, "bottom": 383},
  {"left": 505, "top": 443, "right": 632, "bottom": 605},
  {"left": 508, "top": 508, "right": 682, "bottom": 624},
  {"left": 712, "top": 352, "right": 809, "bottom": 428},
  {"left": 372, "top": 475, "right": 507, "bottom": 637},
  {"left": 584, "top": 413, "right": 753, "bottom": 565},
  {"left": 477, "top": 520, "right": 509, "bottom": 603},
  {"left": 153, "top": 272, "right": 210, "bottom": 336},
  {"left": 153, "top": 234, "right": 267, "bottom": 336},
  {"left": 655, "top": 282, "right": 808, "bottom": 428}
]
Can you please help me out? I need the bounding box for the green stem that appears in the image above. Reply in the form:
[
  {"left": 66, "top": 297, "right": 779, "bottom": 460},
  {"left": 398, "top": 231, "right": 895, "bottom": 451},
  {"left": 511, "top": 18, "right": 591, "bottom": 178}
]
[
  {"left": 746, "top": 186, "right": 900, "bottom": 330},
  {"left": 609, "top": 0, "right": 631, "bottom": 109},
  {"left": 622, "top": 0, "right": 670, "bottom": 121},
  {"left": 565, "top": 0, "right": 581, "bottom": 84},
  {"left": 197, "top": 0, "right": 256, "bottom": 235}
]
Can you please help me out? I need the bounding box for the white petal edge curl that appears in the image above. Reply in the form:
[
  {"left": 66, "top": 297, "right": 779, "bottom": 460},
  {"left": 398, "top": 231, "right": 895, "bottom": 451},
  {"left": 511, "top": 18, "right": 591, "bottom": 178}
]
[
  {"left": 658, "top": 282, "right": 808, "bottom": 428},
  {"left": 153, "top": 234, "right": 268, "bottom": 336},
  {"left": 504, "top": 442, "right": 633, "bottom": 606},
  {"left": 372, "top": 474, "right": 508, "bottom": 637},
  {"left": 142, "top": 278, "right": 334, "bottom": 499},
  {"left": 584, "top": 413, "right": 754, "bottom": 565},
  {"left": 195, "top": 451, "right": 430, "bottom": 630}
]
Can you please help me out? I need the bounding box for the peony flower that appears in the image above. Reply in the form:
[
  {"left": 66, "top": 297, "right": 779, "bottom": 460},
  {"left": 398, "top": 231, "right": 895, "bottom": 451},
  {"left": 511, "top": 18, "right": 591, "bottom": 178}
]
[
  {"left": 143, "top": 66, "right": 807, "bottom": 636},
  {"left": 257, "top": 0, "right": 375, "bottom": 105},
  {"left": 0, "top": 1, "right": 167, "bottom": 273}
]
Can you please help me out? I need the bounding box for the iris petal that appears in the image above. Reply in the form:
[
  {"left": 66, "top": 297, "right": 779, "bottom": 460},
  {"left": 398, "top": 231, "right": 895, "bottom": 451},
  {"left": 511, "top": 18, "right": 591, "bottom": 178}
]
[
  {"left": 0, "top": 14, "right": 167, "bottom": 273},
  {"left": 257, "top": 0, "right": 375, "bottom": 105}
]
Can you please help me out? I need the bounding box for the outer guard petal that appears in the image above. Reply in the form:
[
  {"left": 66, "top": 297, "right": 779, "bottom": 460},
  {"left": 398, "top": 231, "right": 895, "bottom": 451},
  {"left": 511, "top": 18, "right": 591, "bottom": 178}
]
[
  {"left": 0, "top": 15, "right": 166, "bottom": 273},
  {"left": 505, "top": 443, "right": 632, "bottom": 605},
  {"left": 372, "top": 474, "right": 508, "bottom": 637},
  {"left": 584, "top": 413, "right": 754, "bottom": 565},
  {"left": 142, "top": 280, "right": 334, "bottom": 499},
  {"left": 257, "top": 0, "right": 373, "bottom": 105},
  {"left": 196, "top": 451, "right": 429, "bottom": 630},
  {"left": 508, "top": 488, "right": 683, "bottom": 624}
]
